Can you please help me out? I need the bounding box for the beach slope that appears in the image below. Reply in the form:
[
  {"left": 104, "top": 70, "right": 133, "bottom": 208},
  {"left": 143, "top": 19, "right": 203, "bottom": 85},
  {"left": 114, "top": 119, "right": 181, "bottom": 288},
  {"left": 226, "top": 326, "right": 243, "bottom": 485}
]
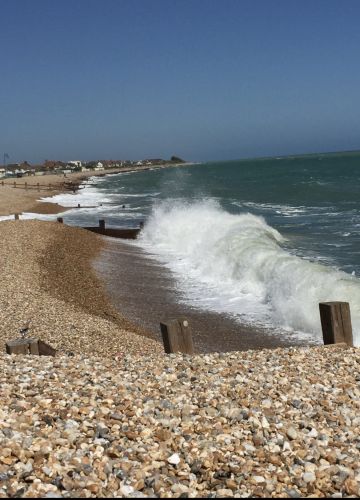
[{"left": 0, "top": 220, "right": 161, "bottom": 356}]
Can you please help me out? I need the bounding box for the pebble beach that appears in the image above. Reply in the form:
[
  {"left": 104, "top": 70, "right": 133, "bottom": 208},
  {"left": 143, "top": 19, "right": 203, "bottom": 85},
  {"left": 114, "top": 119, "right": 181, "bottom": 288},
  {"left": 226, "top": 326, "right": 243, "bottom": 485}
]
[
  {"left": 0, "top": 346, "right": 359, "bottom": 498},
  {"left": 0, "top": 181, "right": 359, "bottom": 498}
]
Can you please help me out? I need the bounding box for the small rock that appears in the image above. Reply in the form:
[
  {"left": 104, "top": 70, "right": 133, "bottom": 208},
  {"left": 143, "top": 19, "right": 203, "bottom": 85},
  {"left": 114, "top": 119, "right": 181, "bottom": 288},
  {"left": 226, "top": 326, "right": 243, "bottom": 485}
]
[
  {"left": 168, "top": 453, "right": 181, "bottom": 465},
  {"left": 286, "top": 427, "right": 298, "bottom": 440},
  {"left": 303, "top": 472, "right": 316, "bottom": 483}
]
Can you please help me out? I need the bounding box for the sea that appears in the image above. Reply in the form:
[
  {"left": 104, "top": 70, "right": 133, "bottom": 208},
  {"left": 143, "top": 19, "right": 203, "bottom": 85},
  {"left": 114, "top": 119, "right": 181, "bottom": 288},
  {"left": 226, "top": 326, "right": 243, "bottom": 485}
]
[{"left": 11, "top": 151, "right": 360, "bottom": 347}]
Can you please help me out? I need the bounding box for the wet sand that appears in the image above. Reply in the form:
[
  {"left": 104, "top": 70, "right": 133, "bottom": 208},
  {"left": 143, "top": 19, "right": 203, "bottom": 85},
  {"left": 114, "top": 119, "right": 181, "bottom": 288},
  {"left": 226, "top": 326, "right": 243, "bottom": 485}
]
[{"left": 94, "top": 238, "right": 318, "bottom": 353}]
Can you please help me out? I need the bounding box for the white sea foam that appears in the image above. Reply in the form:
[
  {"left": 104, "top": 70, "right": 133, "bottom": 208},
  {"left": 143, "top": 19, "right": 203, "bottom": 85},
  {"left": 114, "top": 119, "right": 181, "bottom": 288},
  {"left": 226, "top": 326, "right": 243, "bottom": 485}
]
[
  {"left": 40, "top": 184, "right": 114, "bottom": 207},
  {"left": 233, "top": 201, "right": 308, "bottom": 217},
  {"left": 137, "top": 200, "right": 360, "bottom": 345},
  {"left": 0, "top": 213, "right": 56, "bottom": 222}
]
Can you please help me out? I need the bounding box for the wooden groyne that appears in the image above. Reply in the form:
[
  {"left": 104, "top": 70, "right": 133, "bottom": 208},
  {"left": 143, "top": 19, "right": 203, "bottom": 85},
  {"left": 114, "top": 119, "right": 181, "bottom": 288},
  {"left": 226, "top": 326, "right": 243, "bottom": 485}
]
[
  {"left": 56, "top": 217, "right": 142, "bottom": 240},
  {"left": 1, "top": 180, "right": 84, "bottom": 192},
  {"left": 83, "top": 226, "right": 141, "bottom": 239}
]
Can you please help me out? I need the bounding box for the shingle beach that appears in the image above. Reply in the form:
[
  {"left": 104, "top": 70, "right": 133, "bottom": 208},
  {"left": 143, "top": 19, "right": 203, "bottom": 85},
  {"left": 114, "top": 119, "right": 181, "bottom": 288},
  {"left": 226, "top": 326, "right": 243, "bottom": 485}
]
[
  {"left": 0, "top": 346, "right": 359, "bottom": 498},
  {"left": 0, "top": 208, "right": 359, "bottom": 497}
]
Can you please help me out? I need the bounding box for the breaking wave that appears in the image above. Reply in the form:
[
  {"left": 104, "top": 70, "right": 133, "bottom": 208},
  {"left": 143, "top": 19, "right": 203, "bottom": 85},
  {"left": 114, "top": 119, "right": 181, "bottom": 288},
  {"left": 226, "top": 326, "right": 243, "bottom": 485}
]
[{"left": 138, "top": 200, "right": 360, "bottom": 345}]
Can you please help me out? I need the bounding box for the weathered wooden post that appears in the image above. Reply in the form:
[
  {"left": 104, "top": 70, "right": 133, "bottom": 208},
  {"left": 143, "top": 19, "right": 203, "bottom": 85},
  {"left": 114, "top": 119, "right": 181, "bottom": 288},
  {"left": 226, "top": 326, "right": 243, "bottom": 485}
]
[
  {"left": 57, "top": 217, "right": 63, "bottom": 223},
  {"left": 6, "top": 339, "right": 56, "bottom": 356},
  {"left": 14, "top": 181, "right": 16, "bottom": 188},
  {"left": 160, "top": 318, "right": 194, "bottom": 354},
  {"left": 1, "top": 180, "right": 4, "bottom": 186},
  {"left": 319, "top": 302, "right": 353, "bottom": 346},
  {"left": 25, "top": 182, "right": 28, "bottom": 190},
  {"left": 6, "top": 339, "right": 39, "bottom": 355},
  {"left": 14, "top": 213, "right": 19, "bottom": 220},
  {"left": 99, "top": 219, "right": 106, "bottom": 230},
  {"left": 37, "top": 182, "right": 40, "bottom": 192},
  {"left": 48, "top": 183, "right": 52, "bottom": 190}
]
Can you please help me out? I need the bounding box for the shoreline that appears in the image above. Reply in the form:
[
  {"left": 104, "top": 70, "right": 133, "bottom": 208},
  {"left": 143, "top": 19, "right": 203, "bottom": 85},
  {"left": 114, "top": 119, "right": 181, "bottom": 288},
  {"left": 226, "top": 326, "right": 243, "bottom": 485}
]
[
  {"left": 95, "top": 238, "right": 317, "bottom": 353},
  {"left": 0, "top": 163, "right": 194, "bottom": 217}
]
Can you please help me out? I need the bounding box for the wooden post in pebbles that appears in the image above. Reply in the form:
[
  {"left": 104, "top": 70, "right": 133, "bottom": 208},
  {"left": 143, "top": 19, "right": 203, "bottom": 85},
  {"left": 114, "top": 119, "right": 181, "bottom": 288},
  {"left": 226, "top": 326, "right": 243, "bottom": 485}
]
[
  {"left": 160, "top": 318, "right": 194, "bottom": 354},
  {"left": 6, "top": 339, "right": 39, "bottom": 355},
  {"left": 13, "top": 181, "right": 16, "bottom": 188},
  {"left": 14, "top": 213, "right": 19, "bottom": 220},
  {"left": 319, "top": 301, "right": 353, "bottom": 346},
  {"left": 99, "top": 219, "right": 106, "bottom": 230},
  {"left": 77, "top": 203, "right": 81, "bottom": 208},
  {"left": 25, "top": 182, "right": 28, "bottom": 190},
  {"left": 57, "top": 217, "right": 63, "bottom": 223},
  {"left": 6, "top": 339, "right": 56, "bottom": 356},
  {"left": 37, "top": 182, "right": 40, "bottom": 191}
]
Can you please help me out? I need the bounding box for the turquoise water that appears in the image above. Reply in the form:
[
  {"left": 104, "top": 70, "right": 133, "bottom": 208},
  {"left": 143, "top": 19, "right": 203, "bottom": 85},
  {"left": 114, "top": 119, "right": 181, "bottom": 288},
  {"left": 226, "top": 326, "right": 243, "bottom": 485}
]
[{"left": 39, "top": 151, "right": 360, "bottom": 344}]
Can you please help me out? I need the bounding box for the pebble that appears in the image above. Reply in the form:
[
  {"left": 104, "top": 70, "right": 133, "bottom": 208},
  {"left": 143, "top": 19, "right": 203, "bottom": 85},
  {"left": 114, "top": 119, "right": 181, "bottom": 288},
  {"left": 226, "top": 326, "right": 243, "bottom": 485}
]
[
  {"left": 303, "top": 472, "right": 316, "bottom": 483},
  {"left": 286, "top": 426, "right": 298, "bottom": 440},
  {"left": 168, "top": 454, "right": 181, "bottom": 466}
]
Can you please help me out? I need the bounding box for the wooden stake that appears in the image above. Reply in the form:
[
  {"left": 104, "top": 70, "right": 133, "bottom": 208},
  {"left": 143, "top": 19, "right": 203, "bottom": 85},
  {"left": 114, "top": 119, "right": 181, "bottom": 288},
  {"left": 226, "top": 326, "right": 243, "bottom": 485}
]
[
  {"left": 57, "top": 217, "right": 63, "bottom": 223},
  {"left": 5, "top": 338, "right": 56, "bottom": 356},
  {"left": 14, "top": 213, "right": 19, "bottom": 220},
  {"left": 6, "top": 339, "right": 39, "bottom": 355},
  {"left": 160, "top": 318, "right": 194, "bottom": 354},
  {"left": 99, "top": 219, "right": 105, "bottom": 230},
  {"left": 319, "top": 302, "right": 353, "bottom": 346}
]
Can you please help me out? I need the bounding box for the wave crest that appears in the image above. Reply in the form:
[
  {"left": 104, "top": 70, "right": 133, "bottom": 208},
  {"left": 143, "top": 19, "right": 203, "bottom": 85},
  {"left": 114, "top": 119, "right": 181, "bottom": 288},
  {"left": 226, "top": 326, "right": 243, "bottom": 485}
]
[{"left": 139, "top": 200, "right": 360, "bottom": 345}]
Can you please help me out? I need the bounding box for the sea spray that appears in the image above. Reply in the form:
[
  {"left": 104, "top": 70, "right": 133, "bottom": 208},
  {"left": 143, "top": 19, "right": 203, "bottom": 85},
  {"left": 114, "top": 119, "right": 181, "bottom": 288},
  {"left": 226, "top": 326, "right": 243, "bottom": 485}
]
[{"left": 138, "top": 200, "right": 360, "bottom": 345}]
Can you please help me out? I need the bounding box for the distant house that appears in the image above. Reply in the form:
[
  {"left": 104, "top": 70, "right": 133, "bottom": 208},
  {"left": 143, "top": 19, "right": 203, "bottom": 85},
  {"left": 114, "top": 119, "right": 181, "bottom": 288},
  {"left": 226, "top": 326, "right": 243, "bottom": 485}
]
[
  {"left": 94, "top": 162, "right": 104, "bottom": 171},
  {"left": 19, "top": 161, "right": 33, "bottom": 176},
  {"left": 67, "top": 160, "right": 82, "bottom": 168},
  {"left": 0, "top": 168, "right": 5, "bottom": 178},
  {"left": 44, "top": 160, "right": 66, "bottom": 171}
]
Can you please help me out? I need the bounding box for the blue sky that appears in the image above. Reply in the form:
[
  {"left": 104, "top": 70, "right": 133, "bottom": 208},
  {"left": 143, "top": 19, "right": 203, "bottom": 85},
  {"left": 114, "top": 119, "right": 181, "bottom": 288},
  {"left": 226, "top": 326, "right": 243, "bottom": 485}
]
[{"left": 1, "top": 0, "right": 359, "bottom": 163}]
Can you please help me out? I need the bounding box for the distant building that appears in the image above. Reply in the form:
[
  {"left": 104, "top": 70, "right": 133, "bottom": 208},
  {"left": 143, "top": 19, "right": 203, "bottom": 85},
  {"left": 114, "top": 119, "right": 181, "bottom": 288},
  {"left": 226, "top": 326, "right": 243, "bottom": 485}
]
[
  {"left": 68, "top": 160, "right": 82, "bottom": 168},
  {"left": 44, "top": 160, "right": 66, "bottom": 171}
]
